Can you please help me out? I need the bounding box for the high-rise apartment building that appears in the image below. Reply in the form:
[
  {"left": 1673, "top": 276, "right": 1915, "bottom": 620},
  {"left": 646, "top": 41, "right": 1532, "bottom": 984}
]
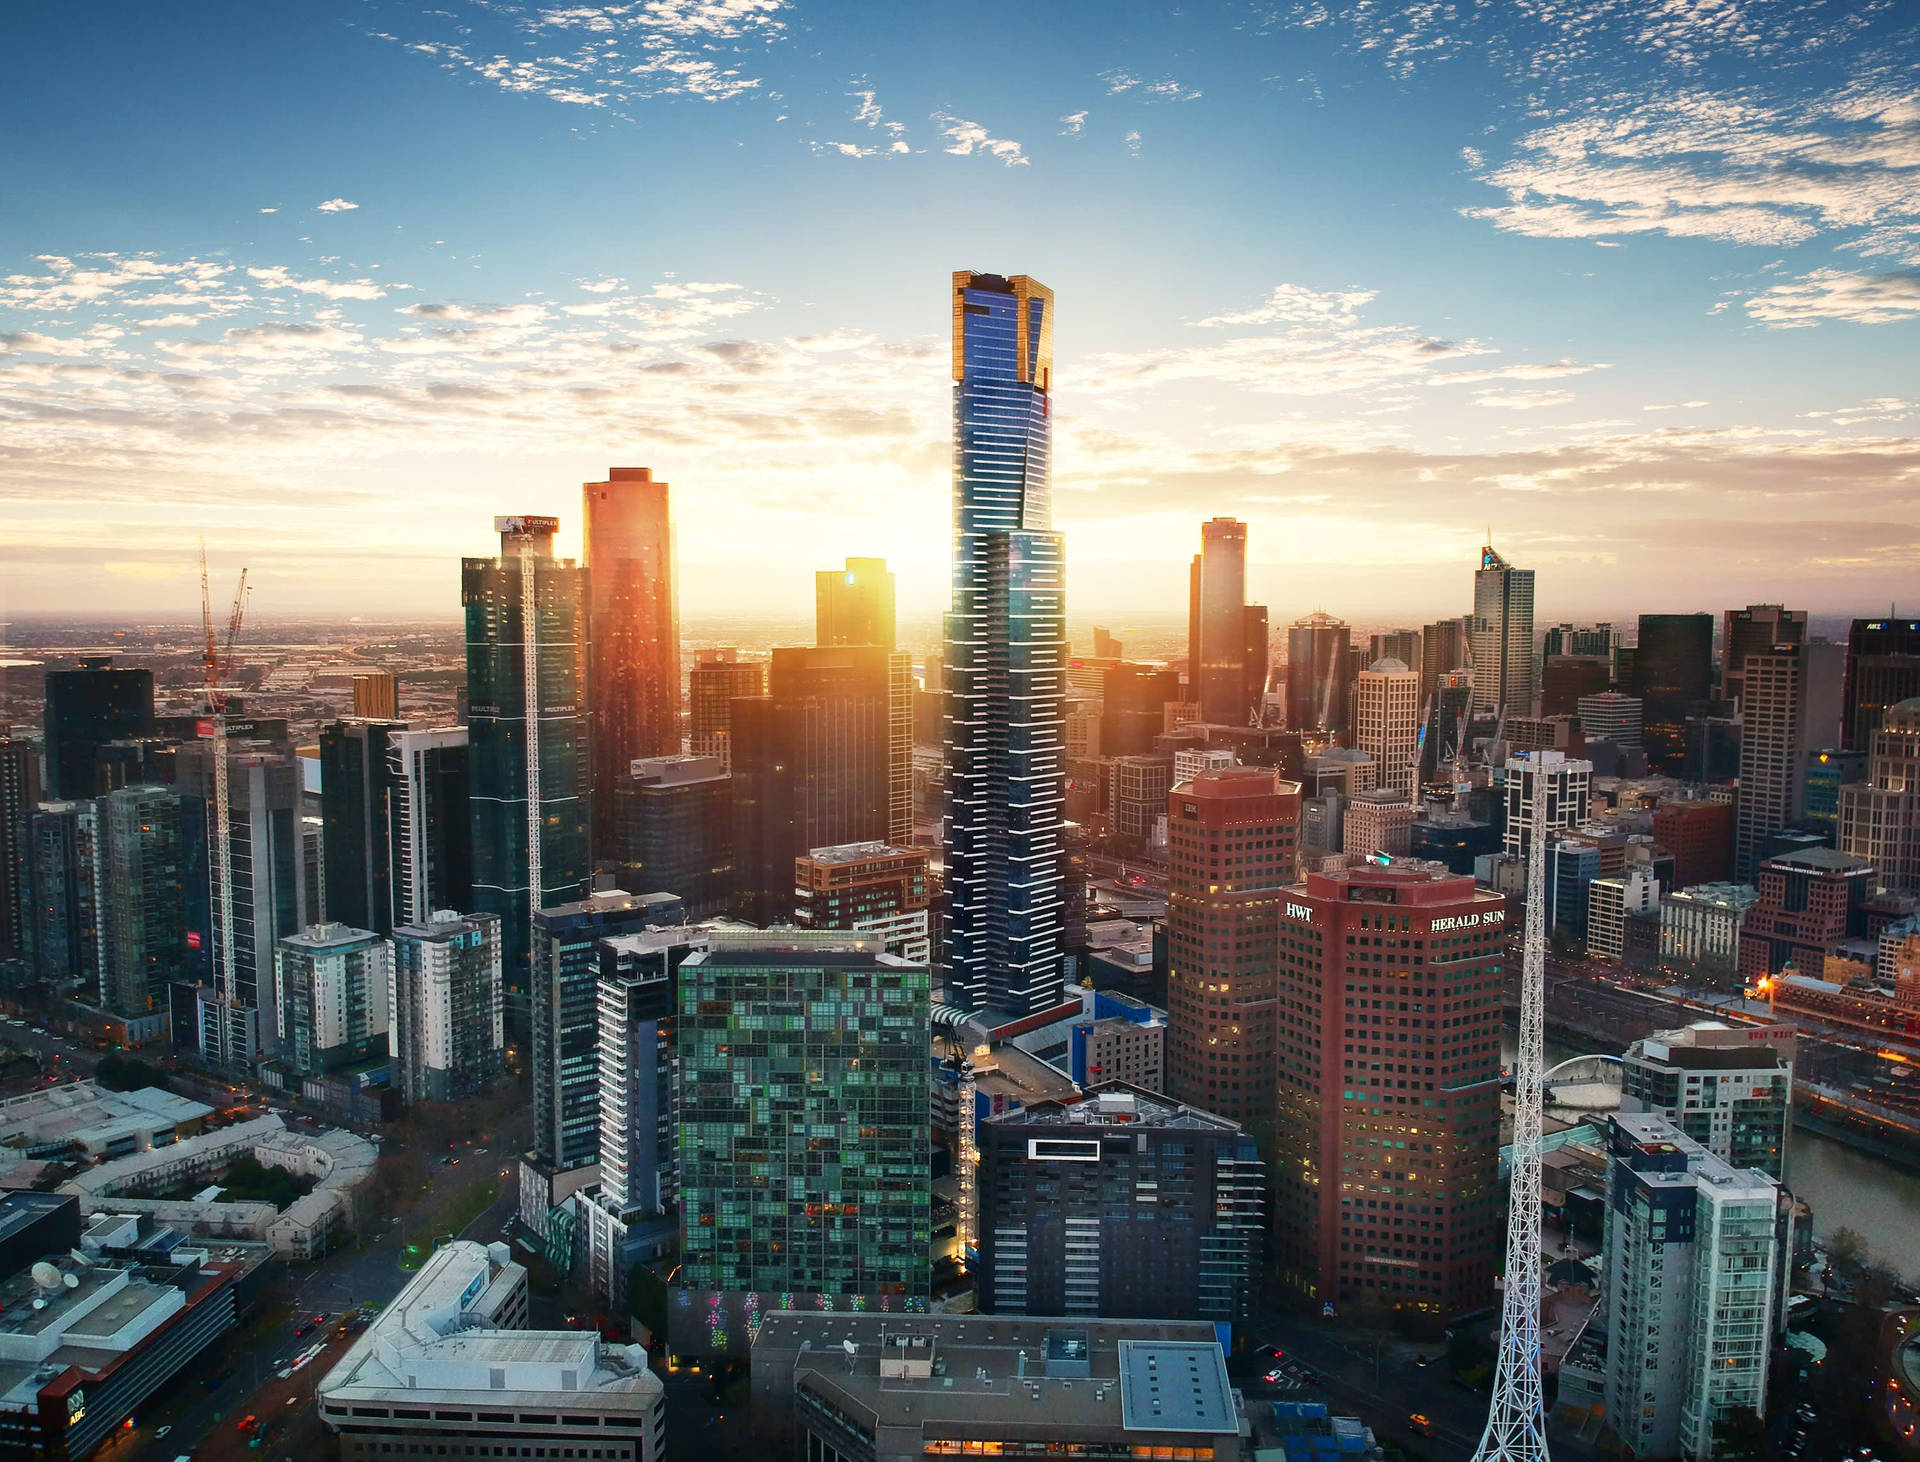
[
  {"left": 530, "top": 889, "right": 682, "bottom": 1173},
  {"left": 389, "top": 909, "right": 502, "bottom": 1104},
  {"left": 612, "top": 754, "right": 732, "bottom": 915},
  {"left": 1164, "top": 768, "right": 1300, "bottom": 1126},
  {"left": 384, "top": 727, "right": 471, "bottom": 930},
  {"left": 351, "top": 672, "right": 398, "bottom": 720},
  {"left": 977, "top": 1086, "right": 1265, "bottom": 1323},
  {"left": 1502, "top": 750, "right": 1592, "bottom": 860},
  {"left": 1840, "top": 696, "right": 1920, "bottom": 894},
  {"left": 319, "top": 718, "right": 406, "bottom": 936},
  {"left": 1723, "top": 604, "right": 1805, "bottom": 712},
  {"left": 584, "top": 469, "right": 680, "bottom": 864},
  {"left": 275, "top": 922, "right": 392, "bottom": 1078},
  {"left": 1354, "top": 658, "right": 1420, "bottom": 798},
  {"left": 1842, "top": 616, "right": 1920, "bottom": 752},
  {"left": 943, "top": 270, "right": 1068, "bottom": 1021},
  {"left": 816, "top": 555, "right": 896, "bottom": 650},
  {"left": 792, "top": 841, "right": 931, "bottom": 963},
  {"left": 27, "top": 801, "right": 98, "bottom": 989},
  {"left": 43, "top": 657, "right": 153, "bottom": 801},
  {"left": 463, "top": 514, "right": 591, "bottom": 1034},
  {"left": 1576, "top": 690, "right": 1643, "bottom": 750},
  {"left": 729, "top": 645, "right": 906, "bottom": 923},
  {"left": 1600, "top": 1113, "right": 1777, "bottom": 1462},
  {"left": 0, "top": 738, "right": 38, "bottom": 968},
  {"left": 1286, "top": 612, "right": 1352, "bottom": 737},
  {"left": 673, "top": 931, "right": 930, "bottom": 1355},
  {"left": 687, "top": 654, "right": 763, "bottom": 770},
  {"left": 1630, "top": 613, "right": 1712, "bottom": 773},
  {"left": 1272, "top": 860, "right": 1505, "bottom": 1316},
  {"left": 94, "top": 784, "right": 188, "bottom": 1017},
  {"left": 1736, "top": 846, "right": 1874, "bottom": 984},
  {"left": 1470, "top": 546, "right": 1536, "bottom": 718},
  {"left": 1187, "top": 518, "right": 1266, "bottom": 726},
  {"left": 1620, "top": 1021, "right": 1794, "bottom": 1178}
]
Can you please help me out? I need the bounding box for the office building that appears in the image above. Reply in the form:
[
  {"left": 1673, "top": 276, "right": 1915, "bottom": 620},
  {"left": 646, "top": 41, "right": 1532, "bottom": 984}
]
[
  {"left": 531, "top": 889, "right": 681, "bottom": 1173},
  {"left": 1600, "top": 1113, "right": 1777, "bottom": 1462},
  {"left": 1842, "top": 616, "right": 1920, "bottom": 752},
  {"left": 687, "top": 654, "right": 763, "bottom": 770},
  {"left": 1188, "top": 518, "right": 1266, "bottom": 726},
  {"left": 0, "top": 738, "right": 36, "bottom": 969},
  {"left": 1108, "top": 753, "right": 1174, "bottom": 848},
  {"left": 27, "top": 801, "right": 99, "bottom": 990},
  {"left": 751, "top": 1314, "right": 1239, "bottom": 1462},
  {"left": 43, "top": 656, "right": 154, "bottom": 801},
  {"left": 176, "top": 739, "right": 314, "bottom": 1059},
  {"left": 1659, "top": 883, "right": 1758, "bottom": 986},
  {"left": 1343, "top": 789, "right": 1416, "bottom": 858},
  {"left": 351, "top": 671, "right": 398, "bottom": 719},
  {"left": 585, "top": 469, "right": 680, "bottom": 865},
  {"left": 1370, "top": 628, "right": 1421, "bottom": 669},
  {"left": 319, "top": 718, "right": 406, "bottom": 935},
  {"left": 944, "top": 270, "right": 1069, "bottom": 1021},
  {"left": 1502, "top": 750, "right": 1593, "bottom": 860},
  {"left": 1548, "top": 838, "right": 1603, "bottom": 943},
  {"left": 1287, "top": 611, "right": 1353, "bottom": 736},
  {"left": 275, "top": 922, "right": 391, "bottom": 1079},
  {"left": 1736, "top": 846, "right": 1874, "bottom": 984},
  {"left": 1273, "top": 860, "right": 1505, "bottom": 1316},
  {"left": 1620, "top": 1022, "right": 1793, "bottom": 1178},
  {"left": 673, "top": 931, "right": 929, "bottom": 1355},
  {"left": 384, "top": 726, "right": 472, "bottom": 930},
  {"left": 1164, "top": 768, "right": 1300, "bottom": 1125},
  {"left": 1630, "top": 613, "right": 1712, "bottom": 773},
  {"left": 1839, "top": 696, "right": 1920, "bottom": 895},
  {"left": 1586, "top": 865, "right": 1658, "bottom": 964},
  {"left": 94, "top": 784, "right": 188, "bottom": 1016},
  {"left": 1543, "top": 623, "right": 1613, "bottom": 660},
  {"left": 1542, "top": 654, "right": 1612, "bottom": 716},
  {"left": 1652, "top": 799, "right": 1735, "bottom": 888},
  {"left": 730, "top": 645, "right": 906, "bottom": 922},
  {"left": 1470, "top": 545, "right": 1536, "bottom": 718},
  {"left": 1723, "top": 604, "right": 1805, "bottom": 711},
  {"left": 816, "top": 555, "right": 896, "bottom": 650},
  {"left": 978, "top": 1085, "right": 1264, "bottom": 1323},
  {"left": 792, "top": 841, "right": 931, "bottom": 963},
  {"left": 1420, "top": 617, "right": 1468, "bottom": 699},
  {"left": 389, "top": 910, "right": 502, "bottom": 1104},
  {"left": 1802, "top": 747, "right": 1867, "bottom": 840},
  {"left": 1576, "top": 690, "right": 1643, "bottom": 751},
  {"left": 613, "top": 754, "right": 733, "bottom": 916},
  {"left": 1354, "top": 658, "right": 1420, "bottom": 798},
  {"left": 1101, "top": 664, "right": 1181, "bottom": 758},
  {"left": 318, "top": 1241, "right": 664, "bottom": 1462},
  {"left": 1067, "top": 990, "right": 1165, "bottom": 1090},
  {"left": 1734, "top": 642, "right": 1840, "bottom": 880}
]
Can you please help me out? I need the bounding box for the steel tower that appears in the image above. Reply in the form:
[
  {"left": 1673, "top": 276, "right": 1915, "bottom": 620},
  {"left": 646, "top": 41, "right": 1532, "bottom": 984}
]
[{"left": 1473, "top": 760, "right": 1551, "bottom": 1462}]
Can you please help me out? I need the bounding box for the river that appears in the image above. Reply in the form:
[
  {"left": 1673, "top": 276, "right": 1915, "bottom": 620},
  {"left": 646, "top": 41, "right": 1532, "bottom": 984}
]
[{"left": 1507, "top": 1033, "right": 1920, "bottom": 1278}]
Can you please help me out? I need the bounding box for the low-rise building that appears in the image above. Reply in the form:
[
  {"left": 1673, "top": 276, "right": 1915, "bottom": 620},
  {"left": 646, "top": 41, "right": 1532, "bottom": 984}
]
[
  {"left": 1067, "top": 990, "right": 1165, "bottom": 1091},
  {"left": 0, "top": 1082, "right": 211, "bottom": 1164},
  {"left": 318, "top": 1240, "right": 664, "bottom": 1461},
  {"left": 1659, "top": 882, "right": 1758, "bottom": 987},
  {"left": 1587, "top": 865, "right": 1659, "bottom": 964},
  {"left": 751, "top": 1312, "right": 1242, "bottom": 1462}
]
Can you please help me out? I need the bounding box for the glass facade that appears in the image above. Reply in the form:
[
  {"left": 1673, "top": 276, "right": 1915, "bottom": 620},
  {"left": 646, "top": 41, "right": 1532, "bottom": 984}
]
[
  {"left": 43, "top": 658, "right": 153, "bottom": 801},
  {"left": 1470, "top": 547, "right": 1537, "bottom": 718},
  {"left": 96, "top": 784, "right": 188, "bottom": 1017},
  {"left": 319, "top": 718, "right": 405, "bottom": 935},
  {"left": 944, "top": 271, "right": 1068, "bottom": 1018}
]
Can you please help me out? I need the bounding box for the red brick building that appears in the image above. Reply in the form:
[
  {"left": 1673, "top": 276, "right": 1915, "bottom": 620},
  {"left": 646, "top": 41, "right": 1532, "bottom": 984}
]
[
  {"left": 1272, "top": 861, "right": 1504, "bottom": 1318},
  {"left": 1736, "top": 846, "right": 1875, "bottom": 985},
  {"left": 1165, "top": 768, "right": 1302, "bottom": 1126},
  {"left": 1651, "top": 799, "right": 1735, "bottom": 889}
]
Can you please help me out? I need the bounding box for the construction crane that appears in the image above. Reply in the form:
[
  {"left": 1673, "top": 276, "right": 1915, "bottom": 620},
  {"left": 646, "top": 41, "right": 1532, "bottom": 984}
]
[{"left": 199, "top": 543, "right": 250, "bottom": 1062}]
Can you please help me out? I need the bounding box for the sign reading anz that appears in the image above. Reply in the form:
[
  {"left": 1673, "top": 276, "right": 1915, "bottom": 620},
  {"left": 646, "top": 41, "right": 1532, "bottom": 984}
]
[{"left": 1431, "top": 909, "right": 1507, "bottom": 933}]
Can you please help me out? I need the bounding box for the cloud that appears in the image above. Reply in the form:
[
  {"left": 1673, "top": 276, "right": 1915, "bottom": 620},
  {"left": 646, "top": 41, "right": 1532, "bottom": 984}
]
[
  {"left": 932, "top": 112, "right": 1027, "bottom": 166},
  {"left": 161, "top": 320, "right": 365, "bottom": 360},
  {"left": 1059, "top": 110, "right": 1088, "bottom": 136},
  {"left": 1124, "top": 130, "right": 1142, "bottom": 156},
  {"left": 1102, "top": 69, "right": 1201, "bottom": 102},
  {"left": 1431, "top": 359, "right": 1609, "bottom": 386},
  {"left": 397, "top": 301, "right": 550, "bottom": 325},
  {"left": 258, "top": 208, "right": 278, "bottom": 214},
  {"left": 1473, "top": 388, "right": 1575, "bottom": 410},
  {"left": 315, "top": 198, "right": 359, "bottom": 213},
  {"left": 1197, "top": 284, "right": 1378, "bottom": 328},
  {"left": 247, "top": 265, "right": 391, "bottom": 301},
  {"left": 1744, "top": 267, "right": 1920, "bottom": 327},
  {"left": 813, "top": 85, "right": 910, "bottom": 158}
]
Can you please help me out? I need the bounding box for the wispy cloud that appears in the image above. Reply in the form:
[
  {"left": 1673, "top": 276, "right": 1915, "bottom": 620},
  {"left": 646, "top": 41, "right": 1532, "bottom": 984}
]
[
  {"left": 315, "top": 198, "right": 359, "bottom": 213},
  {"left": 1059, "top": 110, "right": 1088, "bottom": 136},
  {"left": 1473, "top": 388, "right": 1575, "bottom": 410},
  {"left": 247, "top": 265, "right": 393, "bottom": 301},
  {"left": 1102, "top": 68, "right": 1202, "bottom": 102},
  {"left": 813, "top": 85, "right": 910, "bottom": 158},
  {"left": 1744, "top": 267, "right": 1920, "bottom": 327},
  {"left": 932, "top": 112, "right": 1027, "bottom": 166}
]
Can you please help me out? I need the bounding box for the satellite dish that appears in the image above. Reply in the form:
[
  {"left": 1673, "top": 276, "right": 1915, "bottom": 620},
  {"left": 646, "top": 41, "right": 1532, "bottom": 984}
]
[
  {"left": 31, "top": 1299, "right": 45, "bottom": 1311},
  {"left": 30, "top": 1263, "right": 60, "bottom": 1290},
  {"left": 61, "top": 1274, "right": 79, "bottom": 1290}
]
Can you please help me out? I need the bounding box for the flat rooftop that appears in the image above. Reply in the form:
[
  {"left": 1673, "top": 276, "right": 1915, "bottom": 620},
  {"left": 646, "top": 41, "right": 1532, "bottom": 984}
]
[
  {"left": 992, "top": 1083, "right": 1238, "bottom": 1134},
  {"left": 801, "top": 842, "right": 920, "bottom": 865}
]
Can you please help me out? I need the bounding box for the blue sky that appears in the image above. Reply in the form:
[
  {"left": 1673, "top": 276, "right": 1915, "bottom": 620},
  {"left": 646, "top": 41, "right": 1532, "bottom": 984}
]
[{"left": 2, "top": 0, "right": 1917, "bottom": 626}]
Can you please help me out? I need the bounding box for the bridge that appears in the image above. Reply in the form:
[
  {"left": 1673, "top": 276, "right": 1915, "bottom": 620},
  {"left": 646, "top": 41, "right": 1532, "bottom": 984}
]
[{"left": 1541, "top": 1052, "right": 1623, "bottom": 1111}]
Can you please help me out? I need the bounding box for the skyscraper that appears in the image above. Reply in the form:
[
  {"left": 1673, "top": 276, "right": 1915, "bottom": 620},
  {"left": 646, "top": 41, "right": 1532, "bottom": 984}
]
[
  {"left": 584, "top": 470, "right": 680, "bottom": 863},
  {"left": 673, "top": 930, "right": 930, "bottom": 1356},
  {"left": 320, "top": 718, "right": 406, "bottom": 936},
  {"left": 612, "top": 754, "right": 733, "bottom": 916},
  {"left": 1470, "top": 545, "right": 1536, "bottom": 718},
  {"left": 1165, "top": 768, "right": 1300, "bottom": 1126},
  {"left": 687, "top": 654, "right": 764, "bottom": 770},
  {"left": 384, "top": 727, "right": 472, "bottom": 930},
  {"left": 43, "top": 657, "right": 153, "bottom": 801},
  {"left": 1100, "top": 664, "right": 1180, "bottom": 757},
  {"left": 1723, "top": 604, "right": 1805, "bottom": 712},
  {"left": 1842, "top": 616, "right": 1920, "bottom": 752},
  {"left": 275, "top": 922, "right": 392, "bottom": 1078},
  {"left": 1354, "top": 658, "right": 1420, "bottom": 798},
  {"left": 351, "top": 672, "right": 398, "bottom": 720},
  {"left": 463, "top": 514, "right": 591, "bottom": 1037},
  {"left": 1631, "top": 612, "right": 1712, "bottom": 773},
  {"left": 389, "top": 910, "right": 502, "bottom": 1105},
  {"left": 944, "top": 270, "right": 1068, "bottom": 1020},
  {"left": 0, "top": 738, "right": 39, "bottom": 969},
  {"left": 792, "top": 841, "right": 932, "bottom": 963},
  {"left": 1503, "top": 750, "right": 1592, "bottom": 861},
  {"left": 1839, "top": 697, "right": 1920, "bottom": 895},
  {"left": 1735, "top": 646, "right": 1809, "bottom": 881},
  {"left": 1420, "top": 618, "right": 1468, "bottom": 700},
  {"left": 1285, "top": 611, "right": 1352, "bottom": 737},
  {"left": 816, "top": 555, "right": 897, "bottom": 650},
  {"left": 1272, "top": 860, "right": 1505, "bottom": 1317},
  {"left": 95, "top": 784, "right": 188, "bottom": 1017},
  {"left": 1188, "top": 518, "right": 1266, "bottom": 725},
  {"left": 28, "top": 801, "right": 99, "bottom": 990}
]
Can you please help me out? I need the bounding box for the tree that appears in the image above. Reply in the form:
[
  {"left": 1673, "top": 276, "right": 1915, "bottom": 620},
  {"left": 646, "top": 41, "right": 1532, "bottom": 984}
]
[
  {"left": 1710, "top": 1405, "right": 1767, "bottom": 1461},
  {"left": 1826, "top": 1226, "right": 1867, "bottom": 1272}
]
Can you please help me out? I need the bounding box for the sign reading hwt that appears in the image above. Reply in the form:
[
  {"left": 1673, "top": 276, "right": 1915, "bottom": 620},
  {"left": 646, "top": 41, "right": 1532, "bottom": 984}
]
[{"left": 1285, "top": 901, "right": 1314, "bottom": 923}]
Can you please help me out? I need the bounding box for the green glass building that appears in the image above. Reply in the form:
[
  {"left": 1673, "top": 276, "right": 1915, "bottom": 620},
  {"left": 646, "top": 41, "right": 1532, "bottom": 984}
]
[{"left": 673, "top": 931, "right": 930, "bottom": 1356}]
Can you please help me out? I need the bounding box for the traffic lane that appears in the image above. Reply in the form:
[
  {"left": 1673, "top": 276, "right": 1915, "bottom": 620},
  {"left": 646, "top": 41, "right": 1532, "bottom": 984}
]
[{"left": 1245, "top": 1319, "right": 1485, "bottom": 1455}]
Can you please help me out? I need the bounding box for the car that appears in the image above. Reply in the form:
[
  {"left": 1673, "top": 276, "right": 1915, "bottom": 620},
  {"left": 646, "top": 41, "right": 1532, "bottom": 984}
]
[
  {"left": 1263, "top": 1369, "right": 1285, "bottom": 1385},
  {"left": 1416, "top": 1354, "right": 1434, "bottom": 1368},
  {"left": 1409, "top": 1413, "right": 1434, "bottom": 1437},
  {"left": 155, "top": 1426, "right": 171, "bottom": 1438},
  {"left": 1256, "top": 1344, "right": 1284, "bottom": 1359}
]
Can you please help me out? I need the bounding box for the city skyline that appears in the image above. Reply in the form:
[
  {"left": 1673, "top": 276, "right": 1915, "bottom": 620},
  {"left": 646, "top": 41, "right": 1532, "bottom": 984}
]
[{"left": 3, "top": 1, "right": 1918, "bottom": 620}]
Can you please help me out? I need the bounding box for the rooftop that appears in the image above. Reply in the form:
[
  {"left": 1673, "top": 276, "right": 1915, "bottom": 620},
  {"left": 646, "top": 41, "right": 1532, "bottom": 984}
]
[
  {"left": 800, "top": 841, "right": 923, "bottom": 866},
  {"left": 0, "top": 1082, "right": 212, "bottom": 1153},
  {"left": 992, "top": 1082, "right": 1240, "bottom": 1134},
  {"left": 1765, "top": 846, "right": 1876, "bottom": 875}
]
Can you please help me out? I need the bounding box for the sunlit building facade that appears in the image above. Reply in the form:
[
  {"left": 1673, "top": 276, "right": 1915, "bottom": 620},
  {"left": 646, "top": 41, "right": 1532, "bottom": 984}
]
[{"left": 1470, "top": 545, "right": 1536, "bottom": 718}]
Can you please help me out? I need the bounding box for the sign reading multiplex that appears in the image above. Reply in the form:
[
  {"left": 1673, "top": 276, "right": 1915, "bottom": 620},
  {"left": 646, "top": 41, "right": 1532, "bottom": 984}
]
[{"left": 1430, "top": 909, "right": 1506, "bottom": 932}]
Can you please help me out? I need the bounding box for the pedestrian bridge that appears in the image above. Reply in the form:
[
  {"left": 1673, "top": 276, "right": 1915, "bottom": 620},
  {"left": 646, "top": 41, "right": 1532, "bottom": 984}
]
[{"left": 1542, "top": 1053, "right": 1624, "bottom": 1111}]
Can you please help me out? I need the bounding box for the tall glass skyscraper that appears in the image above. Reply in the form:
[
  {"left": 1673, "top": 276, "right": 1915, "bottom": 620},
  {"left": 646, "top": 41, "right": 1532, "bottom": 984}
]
[
  {"left": 1470, "top": 545, "right": 1537, "bottom": 718},
  {"left": 463, "top": 515, "right": 590, "bottom": 1040},
  {"left": 943, "top": 271, "right": 1068, "bottom": 1019}
]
